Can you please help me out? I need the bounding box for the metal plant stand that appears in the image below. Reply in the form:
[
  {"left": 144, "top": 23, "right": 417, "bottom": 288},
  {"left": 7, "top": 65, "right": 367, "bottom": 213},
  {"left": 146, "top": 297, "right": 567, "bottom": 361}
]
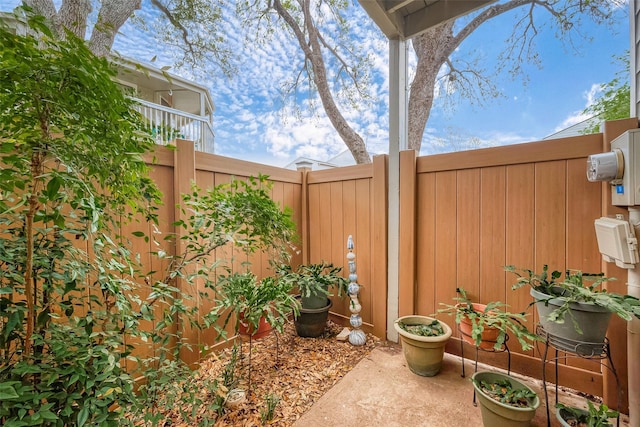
[
  {"left": 239, "top": 329, "right": 279, "bottom": 389},
  {"left": 459, "top": 327, "right": 511, "bottom": 405},
  {"left": 537, "top": 324, "right": 621, "bottom": 427}
]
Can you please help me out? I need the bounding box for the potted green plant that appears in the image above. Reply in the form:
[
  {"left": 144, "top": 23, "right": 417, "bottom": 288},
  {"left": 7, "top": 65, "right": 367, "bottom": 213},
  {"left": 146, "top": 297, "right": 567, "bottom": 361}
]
[
  {"left": 280, "top": 261, "right": 349, "bottom": 337},
  {"left": 210, "top": 271, "right": 300, "bottom": 340},
  {"left": 472, "top": 371, "right": 540, "bottom": 427},
  {"left": 437, "top": 288, "right": 539, "bottom": 351},
  {"left": 283, "top": 261, "right": 349, "bottom": 309},
  {"left": 393, "top": 315, "right": 452, "bottom": 376},
  {"left": 556, "top": 401, "right": 619, "bottom": 427},
  {"left": 505, "top": 265, "right": 640, "bottom": 343}
]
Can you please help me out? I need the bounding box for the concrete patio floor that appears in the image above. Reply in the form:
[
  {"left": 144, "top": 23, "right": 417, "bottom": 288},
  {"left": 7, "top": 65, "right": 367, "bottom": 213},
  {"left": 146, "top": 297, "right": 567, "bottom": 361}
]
[{"left": 294, "top": 343, "right": 630, "bottom": 427}]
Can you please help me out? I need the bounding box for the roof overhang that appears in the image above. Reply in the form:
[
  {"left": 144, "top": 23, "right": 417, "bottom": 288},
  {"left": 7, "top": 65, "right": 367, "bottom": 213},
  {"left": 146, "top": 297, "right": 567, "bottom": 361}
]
[{"left": 358, "top": 0, "right": 497, "bottom": 40}]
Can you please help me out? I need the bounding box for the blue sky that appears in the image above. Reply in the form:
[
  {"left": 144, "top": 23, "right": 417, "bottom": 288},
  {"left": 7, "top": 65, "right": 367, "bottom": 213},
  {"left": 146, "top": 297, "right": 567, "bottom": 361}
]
[{"left": 0, "top": 1, "right": 630, "bottom": 167}]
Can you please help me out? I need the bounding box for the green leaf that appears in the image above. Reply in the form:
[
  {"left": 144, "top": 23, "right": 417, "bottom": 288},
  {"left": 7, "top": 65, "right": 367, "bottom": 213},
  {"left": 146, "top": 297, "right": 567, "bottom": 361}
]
[
  {"left": 77, "top": 406, "right": 89, "bottom": 427},
  {"left": 46, "top": 176, "right": 62, "bottom": 199},
  {"left": 0, "top": 383, "right": 20, "bottom": 400}
]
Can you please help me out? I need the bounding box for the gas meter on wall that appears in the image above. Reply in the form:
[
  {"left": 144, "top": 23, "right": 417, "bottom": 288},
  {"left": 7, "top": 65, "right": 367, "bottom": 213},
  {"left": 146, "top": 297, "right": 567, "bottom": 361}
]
[{"left": 587, "top": 128, "right": 640, "bottom": 206}]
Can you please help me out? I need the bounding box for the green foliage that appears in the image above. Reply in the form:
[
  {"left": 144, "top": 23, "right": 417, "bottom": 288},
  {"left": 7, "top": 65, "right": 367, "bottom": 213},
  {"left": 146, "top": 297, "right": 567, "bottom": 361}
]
[
  {"left": 397, "top": 319, "right": 445, "bottom": 337},
  {"left": 557, "top": 401, "right": 619, "bottom": 427},
  {"left": 210, "top": 272, "right": 300, "bottom": 338},
  {"left": 0, "top": 11, "right": 161, "bottom": 426},
  {"left": 581, "top": 53, "right": 631, "bottom": 134},
  {"left": 260, "top": 393, "right": 280, "bottom": 423},
  {"left": 474, "top": 378, "right": 537, "bottom": 408},
  {"left": 129, "top": 359, "right": 223, "bottom": 426},
  {"left": 177, "top": 175, "right": 298, "bottom": 267},
  {"left": 506, "top": 265, "right": 640, "bottom": 327},
  {"left": 437, "top": 287, "right": 539, "bottom": 351},
  {"left": 279, "top": 261, "right": 349, "bottom": 302},
  {"left": 0, "top": 11, "right": 301, "bottom": 426}
]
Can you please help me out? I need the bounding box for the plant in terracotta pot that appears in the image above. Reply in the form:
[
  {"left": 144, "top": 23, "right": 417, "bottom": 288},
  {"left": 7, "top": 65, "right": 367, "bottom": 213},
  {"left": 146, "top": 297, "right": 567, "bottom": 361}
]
[
  {"left": 437, "top": 288, "right": 539, "bottom": 351},
  {"left": 472, "top": 371, "right": 540, "bottom": 427},
  {"left": 556, "top": 401, "right": 618, "bottom": 427},
  {"left": 505, "top": 265, "right": 640, "bottom": 343},
  {"left": 279, "top": 261, "right": 349, "bottom": 337},
  {"left": 394, "top": 315, "right": 452, "bottom": 376},
  {"left": 209, "top": 271, "right": 300, "bottom": 340}
]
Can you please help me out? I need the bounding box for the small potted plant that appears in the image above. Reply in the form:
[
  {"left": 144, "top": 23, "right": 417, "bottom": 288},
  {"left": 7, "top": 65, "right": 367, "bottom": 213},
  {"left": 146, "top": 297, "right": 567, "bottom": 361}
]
[
  {"left": 283, "top": 261, "right": 349, "bottom": 308},
  {"left": 472, "top": 371, "right": 540, "bottom": 427},
  {"left": 393, "top": 315, "right": 452, "bottom": 376},
  {"left": 556, "top": 401, "right": 619, "bottom": 427},
  {"left": 209, "top": 271, "right": 300, "bottom": 340},
  {"left": 505, "top": 265, "right": 640, "bottom": 343},
  {"left": 280, "top": 261, "right": 349, "bottom": 337},
  {"left": 437, "top": 288, "right": 539, "bottom": 351}
]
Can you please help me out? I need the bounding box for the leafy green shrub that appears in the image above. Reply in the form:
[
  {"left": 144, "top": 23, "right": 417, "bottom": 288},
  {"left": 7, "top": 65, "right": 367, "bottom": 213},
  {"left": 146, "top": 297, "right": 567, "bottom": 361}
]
[
  {"left": 0, "top": 11, "right": 159, "bottom": 426},
  {"left": 397, "top": 319, "right": 445, "bottom": 337},
  {"left": 1, "top": 10, "right": 299, "bottom": 426}
]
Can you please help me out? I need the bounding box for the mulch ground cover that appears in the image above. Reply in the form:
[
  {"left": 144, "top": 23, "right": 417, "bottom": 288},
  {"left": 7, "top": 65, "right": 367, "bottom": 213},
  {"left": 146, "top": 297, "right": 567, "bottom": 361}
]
[{"left": 159, "top": 320, "right": 380, "bottom": 426}]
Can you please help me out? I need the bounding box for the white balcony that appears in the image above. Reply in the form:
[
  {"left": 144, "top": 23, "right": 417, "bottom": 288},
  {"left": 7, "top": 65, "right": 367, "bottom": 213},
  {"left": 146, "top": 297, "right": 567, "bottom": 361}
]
[{"left": 134, "top": 99, "right": 215, "bottom": 153}]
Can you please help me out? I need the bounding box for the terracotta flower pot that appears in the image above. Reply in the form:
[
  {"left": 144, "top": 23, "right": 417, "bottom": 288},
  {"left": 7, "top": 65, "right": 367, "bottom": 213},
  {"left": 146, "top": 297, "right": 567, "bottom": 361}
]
[
  {"left": 237, "top": 313, "right": 272, "bottom": 339},
  {"left": 458, "top": 303, "right": 501, "bottom": 350}
]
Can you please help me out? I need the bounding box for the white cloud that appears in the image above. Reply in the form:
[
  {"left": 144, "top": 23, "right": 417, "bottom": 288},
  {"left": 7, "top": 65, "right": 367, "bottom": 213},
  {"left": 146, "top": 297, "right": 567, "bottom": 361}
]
[{"left": 551, "top": 83, "right": 603, "bottom": 133}]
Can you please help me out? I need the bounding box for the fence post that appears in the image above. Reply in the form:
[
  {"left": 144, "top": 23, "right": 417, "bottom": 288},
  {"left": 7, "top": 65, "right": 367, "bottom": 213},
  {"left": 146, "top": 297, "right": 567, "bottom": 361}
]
[
  {"left": 173, "top": 139, "right": 199, "bottom": 366},
  {"left": 398, "top": 150, "right": 417, "bottom": 317},
  {"left": 372, "top": 155, "right": 389, "bottom": 339}
]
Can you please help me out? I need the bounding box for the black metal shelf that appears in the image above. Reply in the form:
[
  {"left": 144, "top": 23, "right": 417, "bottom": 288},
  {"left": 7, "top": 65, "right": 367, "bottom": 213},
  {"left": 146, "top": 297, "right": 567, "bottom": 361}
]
[{"left": 536, "top": 324, "right": 620, "bottom": 427}]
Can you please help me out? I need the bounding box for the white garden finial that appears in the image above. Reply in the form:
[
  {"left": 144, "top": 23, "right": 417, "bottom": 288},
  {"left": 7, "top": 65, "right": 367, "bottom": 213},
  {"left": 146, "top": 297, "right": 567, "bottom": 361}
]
[{"left": 347, "top": 235, "right": 366, "bottom": 346}]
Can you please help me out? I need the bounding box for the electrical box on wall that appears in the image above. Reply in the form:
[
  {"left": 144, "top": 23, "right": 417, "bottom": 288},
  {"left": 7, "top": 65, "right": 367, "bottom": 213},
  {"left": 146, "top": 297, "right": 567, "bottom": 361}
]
[
  {"left": 594, "top": 215, "right": 639, "bottom": 268},
  {"left": 587, "top": 129, "right": 640, "bottom": 206}
]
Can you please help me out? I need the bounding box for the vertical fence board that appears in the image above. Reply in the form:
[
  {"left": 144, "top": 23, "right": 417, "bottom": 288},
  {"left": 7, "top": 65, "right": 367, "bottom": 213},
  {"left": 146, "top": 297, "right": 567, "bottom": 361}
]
[
  {"left": 355, "top": 178, "right": 373, "bottom": 326},
  {"left": 505, "top": 163, "right": 536, "bottom": 357},
  {"left": 456, "top": 169, "right": 481, "bottom": 303},
  {"left": 416, "top": 173, "right": 436, "bottom": 316},
  {"left": 480, "top": 167, "right": 506, "bottom": 305},
  {"left": 535, "top": 161, "right": 567, "bottom": 271},
  {"left": 435, "top": 171, "right": 458, "bottom": 334},
  {"left": 339, "top": 180, "right": 357, "bottom": 318}
]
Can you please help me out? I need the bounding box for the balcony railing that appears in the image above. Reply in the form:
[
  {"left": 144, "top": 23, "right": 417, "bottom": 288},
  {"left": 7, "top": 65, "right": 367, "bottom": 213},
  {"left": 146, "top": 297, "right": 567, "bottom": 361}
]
[{"left": 133, "top": 99, "right": 215, "bottom": 153}]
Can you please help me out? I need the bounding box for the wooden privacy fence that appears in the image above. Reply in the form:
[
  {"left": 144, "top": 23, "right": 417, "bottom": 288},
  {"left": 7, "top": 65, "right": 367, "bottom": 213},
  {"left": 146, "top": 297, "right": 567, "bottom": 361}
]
[
  {"left": 398, "top": 119, "right": 634, "bottom": 412},
  {"left": 140, "top": 120, "right": 636, "bottom": 411},
  {"left": 140, "top": 141, "right": 388, "bottom": 363}
]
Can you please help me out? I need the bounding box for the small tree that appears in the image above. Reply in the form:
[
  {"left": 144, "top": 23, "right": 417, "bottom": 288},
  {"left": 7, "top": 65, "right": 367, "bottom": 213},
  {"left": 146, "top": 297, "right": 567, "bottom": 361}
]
[
  {"left": 0, "top": 13, "right": 161, "bottom": 426},
  {"left": 581, "top": 53, "right": 631, "bottom": 134},
  {"left": 1, "top": 11, "right": 301, "bottom": 426}
]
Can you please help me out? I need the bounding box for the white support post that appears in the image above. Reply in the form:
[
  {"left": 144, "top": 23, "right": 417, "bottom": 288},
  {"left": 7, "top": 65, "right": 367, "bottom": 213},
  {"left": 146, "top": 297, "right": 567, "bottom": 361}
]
[
  {"left": 387, "top": 38, "right": 408, "bottom": 342},
  {"left": 627, "top": 207, "right": 640, "bottom": 427}
]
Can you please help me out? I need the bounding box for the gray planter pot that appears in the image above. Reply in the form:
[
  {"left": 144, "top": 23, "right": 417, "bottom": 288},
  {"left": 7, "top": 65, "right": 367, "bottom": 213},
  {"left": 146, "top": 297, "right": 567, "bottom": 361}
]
[
  {"left": 301, "top": 291, "right": 329, "bottom": 310},
  {"left": 556, "top": 407, "right": 612, "bottom": 427},
  {"left": 530, "top": 287, "right": 612, "bottom": 343},
  {"left": 472, "top": 371, "right": 540, "bottom": 427},
  {"left": 394, "top": 315, "right": 452, "bottom": 377},
  {"left": 294, "top": 297, "right": 332, "bottom": 338}
]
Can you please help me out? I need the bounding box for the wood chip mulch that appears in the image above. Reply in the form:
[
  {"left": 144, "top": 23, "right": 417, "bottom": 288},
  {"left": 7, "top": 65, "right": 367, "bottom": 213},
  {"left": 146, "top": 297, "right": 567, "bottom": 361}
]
[{"left": 162, "top": 321, "right": 380, "bottom": 426}]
